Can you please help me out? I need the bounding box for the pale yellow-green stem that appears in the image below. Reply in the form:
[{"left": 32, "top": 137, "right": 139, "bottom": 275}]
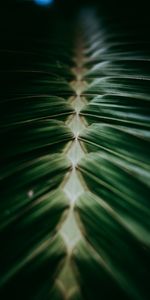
[{"left": 56, "top": 37, "right": 88, "bottom": 299}]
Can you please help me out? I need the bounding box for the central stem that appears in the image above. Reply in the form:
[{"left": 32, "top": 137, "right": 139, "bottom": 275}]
[
  {"left": 60, "top": 36, "right": 87, "bottom": 251},
  {"left": 57, "top": 36, "right": 88, "bottom": 298}
]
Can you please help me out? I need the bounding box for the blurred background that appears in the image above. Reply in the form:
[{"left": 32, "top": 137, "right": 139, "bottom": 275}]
[
  {"left": 0, "top": 0, "right": 149, "bottom": 101},
  {"left": 0, "top": 0, "right": 150, "bottom": 49}
]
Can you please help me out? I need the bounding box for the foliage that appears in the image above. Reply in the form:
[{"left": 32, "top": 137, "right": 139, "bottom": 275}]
[{"left": 0, "top": 2, "right": 150, "bottom": 300}]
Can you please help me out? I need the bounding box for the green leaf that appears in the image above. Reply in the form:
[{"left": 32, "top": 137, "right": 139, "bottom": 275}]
[
  {"left": 74, "top": 192, "right": 150, "bottom": 300},
  {"left": 79, "top": 123, "right": 150, "bottom": 167},
  {"left": 80, "top": 94, "right": 150, "bottom": 128},
  {"left": 1, "top": 3, "right": 150, "bottom": 300},
  {"left": 0, "top": 234, "right": 66, "bottom": 300},
  {"left": 77, "top": 152, "right": 150, "bottom": 244}
]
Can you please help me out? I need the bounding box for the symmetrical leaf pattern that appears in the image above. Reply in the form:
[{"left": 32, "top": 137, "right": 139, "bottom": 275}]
[{"left": 0, "top": 2, "right": 150, "bottom": 300}]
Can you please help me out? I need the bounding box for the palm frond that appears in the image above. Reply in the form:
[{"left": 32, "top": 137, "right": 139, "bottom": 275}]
[{"left": 0, "top": 3, "right": 150, "bottom": 300}]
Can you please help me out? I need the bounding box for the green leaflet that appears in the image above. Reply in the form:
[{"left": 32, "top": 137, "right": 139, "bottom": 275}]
[
  {"left": 85, "top": 60, "right": 150, "bottom": 80},
  {"left": 0, "top": 190, "right": 68, "bottom": 274},
  {"left": 79, "top": 123, "right": 150, "bottom": 167},
  {"left": 72, "top": 240, "right": 131, "bottom": 300},
  {"left": 0, "top": 234, "right": 66, "bottom": 300},
  {"left": 0, "top": 96, "right": 74, "bottom": 127},
  {"left": 0, "top": 120, "right": 74, "bottom": 159},
  {"left": 72, "top": 238, "right": 149, "bottom": 300},
  {"left": 74, "top": 193, "right": 150, "bottom": 300},
  {"left": 72, "top": 12, "right": 150, "bottom": 298},
  {"left": 80, "top": 94, "right": 150, "bottom": 128},
  {"left": 0, "top": 8, "right": 76, "bottom": 298},
  {"left": 0, "top": 154, "right": 71, "bottom": 227},
  {"left": 77, "top": 152, "right": 150, "bottom": 245}
]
